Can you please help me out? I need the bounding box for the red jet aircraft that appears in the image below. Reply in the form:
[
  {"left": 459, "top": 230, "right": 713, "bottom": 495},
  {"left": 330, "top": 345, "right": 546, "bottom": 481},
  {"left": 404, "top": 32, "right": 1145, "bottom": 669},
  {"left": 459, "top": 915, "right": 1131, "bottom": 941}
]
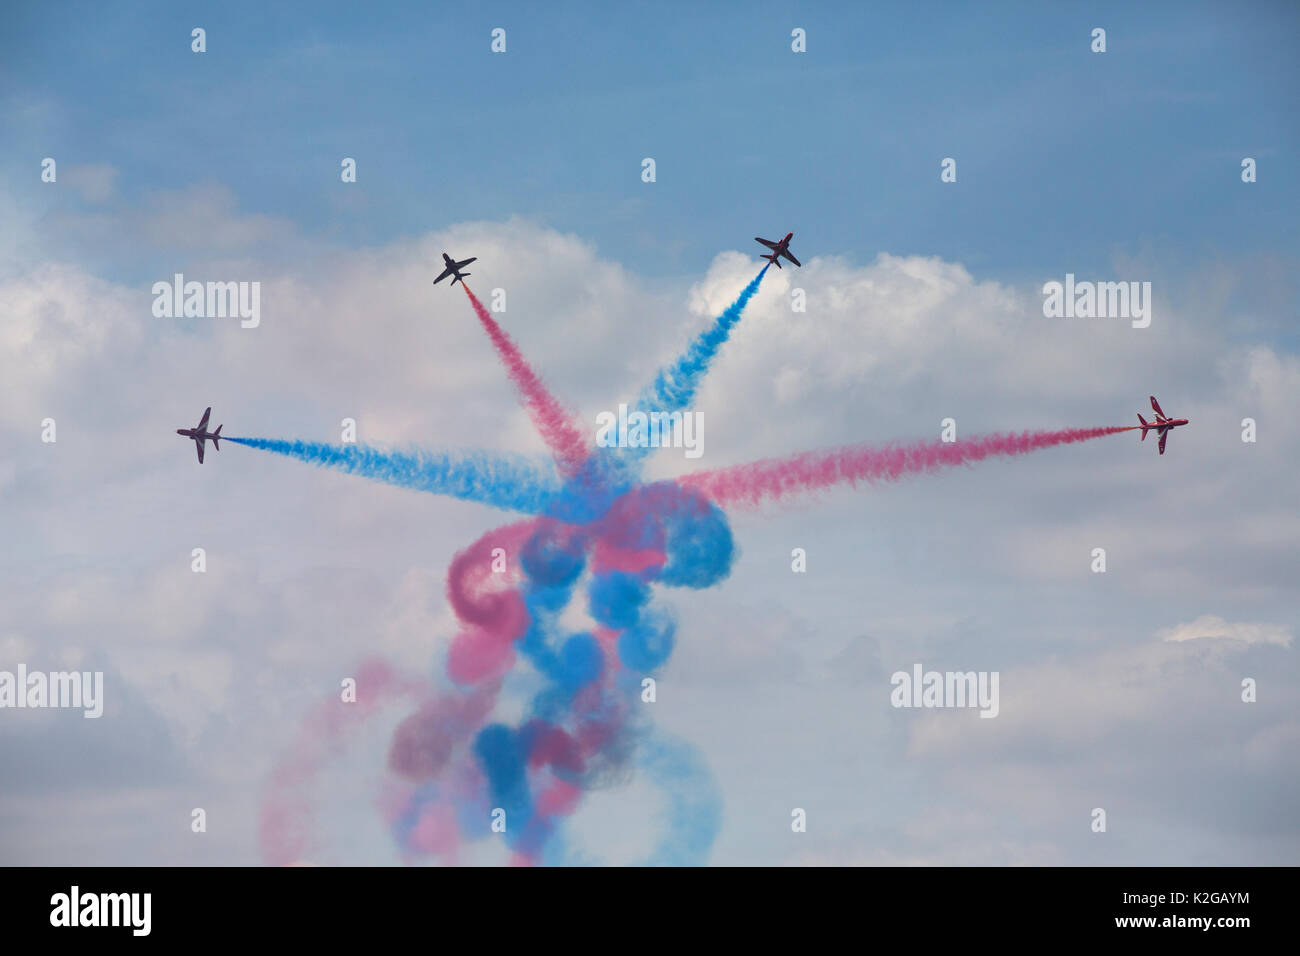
[
  {"left": 1137, "top": 395, "right": 1188, "bottom": 455},
  {"left": 754, "top": 232, "right": 801, "bottom": 268}
]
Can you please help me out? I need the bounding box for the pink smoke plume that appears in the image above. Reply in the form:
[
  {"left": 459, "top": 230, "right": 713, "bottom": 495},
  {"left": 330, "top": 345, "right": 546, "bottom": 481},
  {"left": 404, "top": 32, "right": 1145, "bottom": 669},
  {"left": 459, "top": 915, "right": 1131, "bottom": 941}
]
[
  {"left": 444, "top": 520, "right": 535, "bottom": 685},
  {"left": 680, "top": 426, "right": 1139, "bottom": 507},
  {"left": 259, "top": 658, "right": 429, "bottom": 867},
  {"left": 461, "top": 285, "right": 590, "bottom": 479}
]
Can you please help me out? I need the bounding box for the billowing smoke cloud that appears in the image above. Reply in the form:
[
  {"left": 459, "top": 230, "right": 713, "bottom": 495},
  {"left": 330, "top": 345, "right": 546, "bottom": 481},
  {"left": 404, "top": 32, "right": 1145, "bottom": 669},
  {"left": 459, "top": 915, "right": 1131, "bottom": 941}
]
[
  {"left": 370, "top": 475, "right": 735, "bottom": 864},
  {"left": 260, "top": 659, "right": 428, "bottom": 866},
  {"left": 251, "top": 260, "right": 1132, "bottom": 865}
]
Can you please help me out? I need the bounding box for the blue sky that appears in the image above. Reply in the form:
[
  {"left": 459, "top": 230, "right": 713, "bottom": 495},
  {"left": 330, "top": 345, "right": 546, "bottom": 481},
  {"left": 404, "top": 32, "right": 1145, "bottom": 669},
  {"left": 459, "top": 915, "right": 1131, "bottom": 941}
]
[
  {"left": 2, "top": 2, "right": 1298, "bottom": 866},
  {"left": 6, "top": 1, "right": 1297, "bottom": 289}
]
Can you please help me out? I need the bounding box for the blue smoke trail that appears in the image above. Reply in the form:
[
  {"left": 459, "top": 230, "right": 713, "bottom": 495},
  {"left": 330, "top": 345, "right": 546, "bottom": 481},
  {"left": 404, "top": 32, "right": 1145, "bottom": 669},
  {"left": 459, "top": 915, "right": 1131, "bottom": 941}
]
[
  {"left": 639, "top": 732, "right": 722, "bottom": 866},
  {"left": 601, "top": 265, "right": 769, "bottom": 476},
  {"left": 542, "top": 729, "right": 721, "bottom": 866},
  {"left": 635, "top": 265, "right": 769, "bottom": 422},
  {"left": 473, "top": 723, "right": 538, "bottom": 852},
  {"left": 224, "top": 438, "right": 560, "bottom": 515}
]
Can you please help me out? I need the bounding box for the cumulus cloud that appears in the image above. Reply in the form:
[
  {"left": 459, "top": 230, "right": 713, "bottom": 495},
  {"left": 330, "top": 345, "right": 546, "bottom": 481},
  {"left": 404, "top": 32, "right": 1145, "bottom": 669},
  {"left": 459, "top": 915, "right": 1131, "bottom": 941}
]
[
  {"left": 1160, "top": 614, "right": 1293, "bottom": 647},
  {"left": 2, "top": 202, "right": 1297, "bottom": 865}
]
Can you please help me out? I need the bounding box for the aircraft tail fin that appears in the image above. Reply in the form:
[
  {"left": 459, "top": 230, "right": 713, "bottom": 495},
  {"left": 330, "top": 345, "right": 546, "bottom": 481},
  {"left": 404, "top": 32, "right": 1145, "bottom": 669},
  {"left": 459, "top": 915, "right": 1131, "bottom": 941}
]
[
  {"left": 212, "top": 425, "right": 222, "bottom": 450},
  {"left": 1137, "top": 413, "right": 1148, "bottom": 439},
  {"left": 762, "top": 253, "right": 781, "bottom": 268}
]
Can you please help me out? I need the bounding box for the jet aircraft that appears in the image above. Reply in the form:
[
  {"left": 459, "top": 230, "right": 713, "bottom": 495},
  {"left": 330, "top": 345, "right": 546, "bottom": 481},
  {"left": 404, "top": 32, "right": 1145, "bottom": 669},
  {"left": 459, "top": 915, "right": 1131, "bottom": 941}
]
[
  {"left": 177, "top": 406, "right": 222, "bottom": 464},
  {"left": 1137, "top": 395, "right": 1189, "bottom": 455},
  {"left": 433, "top": 252, "right": 476, "bottom": 287},
  {"left": 754, "top": 232, "right": 801, "bottom": 268}
]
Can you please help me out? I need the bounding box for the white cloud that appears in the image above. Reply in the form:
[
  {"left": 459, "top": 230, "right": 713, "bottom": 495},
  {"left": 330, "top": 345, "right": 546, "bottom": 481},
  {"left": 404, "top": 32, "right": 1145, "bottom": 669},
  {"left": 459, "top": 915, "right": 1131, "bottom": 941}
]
[
  {"left": 2, "top": 208, "right": 1298, "bottom": 865},
  {"left": 1160, "top": 614, "right": 1293, "bottom": 647}
]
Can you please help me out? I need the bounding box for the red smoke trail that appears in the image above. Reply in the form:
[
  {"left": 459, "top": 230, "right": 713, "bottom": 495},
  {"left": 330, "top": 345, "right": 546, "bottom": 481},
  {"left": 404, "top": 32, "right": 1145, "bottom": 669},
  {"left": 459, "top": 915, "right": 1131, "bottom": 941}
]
[
  {"left": 680, "top": 426, "right": 1139, "bottom": 508},
  {"left": 259, "top": 658, "right": 431, "bottom": 866},
  {"left": 461, "top": 285, "right": 590, "bottom": 479},
  {"left": 444, "top": 519, "right": 536, "bottom": 684}
]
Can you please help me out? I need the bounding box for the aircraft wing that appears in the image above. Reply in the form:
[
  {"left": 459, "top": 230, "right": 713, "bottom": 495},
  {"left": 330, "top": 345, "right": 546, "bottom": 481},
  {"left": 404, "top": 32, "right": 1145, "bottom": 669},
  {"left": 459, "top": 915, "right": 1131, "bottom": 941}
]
[
  {"left": 433, "top": 264, "right": 454, "bottom": 284},
  {"left": 197, "top": 407, "right": 211, "bottom": 430},
  {"left": 1158, "top": 430, "right": 1168, "bottom": 455},
  {"left": 781, "top": 249, "right": 802, "bottom": 266},
  {"left": 1150, "top": 395, "right": 1166, "bottom": 420},
  {"left": 196, "top": 439, "right": 205, "bottom": 464},
  {"left": 454, "top": 257, "right": 477, "bottom": 270},
  {"left": 755, "top": 237, "right": 779, "bottom": 250}
]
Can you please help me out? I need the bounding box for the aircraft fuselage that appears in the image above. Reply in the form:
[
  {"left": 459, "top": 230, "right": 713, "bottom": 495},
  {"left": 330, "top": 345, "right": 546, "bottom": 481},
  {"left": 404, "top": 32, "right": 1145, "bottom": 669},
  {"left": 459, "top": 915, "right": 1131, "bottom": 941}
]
[{"left": 1142, "top": 418, "right": 1189, "bottom": 434}]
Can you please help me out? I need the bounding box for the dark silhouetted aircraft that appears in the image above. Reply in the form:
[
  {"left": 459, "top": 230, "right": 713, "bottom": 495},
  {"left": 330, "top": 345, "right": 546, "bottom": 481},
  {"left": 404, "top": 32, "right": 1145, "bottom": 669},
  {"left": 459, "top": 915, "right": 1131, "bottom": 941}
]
[
  {"left": 434, "top": 252, "right": 476, "bottom": 287},
  {"left": 755, "top": 232, "right": 801, "bottom": 268},
  {"left": 177, "top": 406, "right": 222, "bottom": 463},
  {"left": 1137, "top": 395, "right": 1189, "bottom": 455}
]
